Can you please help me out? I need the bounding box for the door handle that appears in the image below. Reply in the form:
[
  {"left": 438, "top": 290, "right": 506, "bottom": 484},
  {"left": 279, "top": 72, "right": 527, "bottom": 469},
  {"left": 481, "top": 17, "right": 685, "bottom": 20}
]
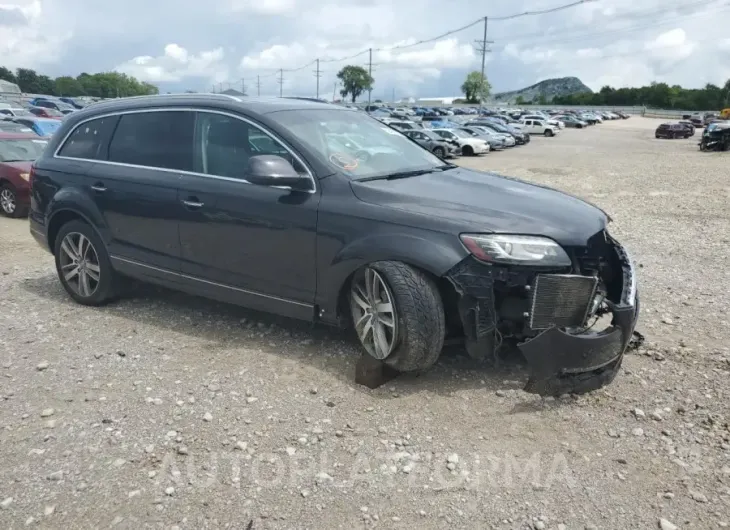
[
  {"left": 182, "top": 198, "right": 204, "bottom": 209},
  {"left": 90, "top": 183, "right": 107, "bottom": 192}
]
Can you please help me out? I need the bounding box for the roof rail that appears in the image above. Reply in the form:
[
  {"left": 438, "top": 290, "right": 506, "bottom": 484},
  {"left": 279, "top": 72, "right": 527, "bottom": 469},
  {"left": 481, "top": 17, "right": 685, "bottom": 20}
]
[{"left": 90, "top": 93, "right": 243, "bottom": 106}]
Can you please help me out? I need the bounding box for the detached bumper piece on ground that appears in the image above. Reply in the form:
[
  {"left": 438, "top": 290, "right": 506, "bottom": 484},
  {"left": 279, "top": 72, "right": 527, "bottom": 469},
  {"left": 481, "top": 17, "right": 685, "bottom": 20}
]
[{"left": 446, "top": 230, "right": 639, "bottom": 396}]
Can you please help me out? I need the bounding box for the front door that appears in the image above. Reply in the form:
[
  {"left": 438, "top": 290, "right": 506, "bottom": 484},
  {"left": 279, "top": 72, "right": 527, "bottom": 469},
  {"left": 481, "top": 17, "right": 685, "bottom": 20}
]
[{"left": 177, "top": 111, "right": 319, "bottom": 320}]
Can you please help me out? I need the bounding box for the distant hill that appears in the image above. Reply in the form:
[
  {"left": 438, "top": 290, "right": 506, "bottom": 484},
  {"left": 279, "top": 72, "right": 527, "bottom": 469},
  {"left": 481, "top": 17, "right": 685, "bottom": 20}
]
[{"left": 491, "top": 77, "right": 593, "bottom": 103}]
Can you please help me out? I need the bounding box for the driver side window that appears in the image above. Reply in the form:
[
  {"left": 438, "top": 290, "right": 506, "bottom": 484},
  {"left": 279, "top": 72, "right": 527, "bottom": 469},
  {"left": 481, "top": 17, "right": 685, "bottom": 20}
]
[{"left": 194, "top": 112, "right": 305, "bottom": 180}]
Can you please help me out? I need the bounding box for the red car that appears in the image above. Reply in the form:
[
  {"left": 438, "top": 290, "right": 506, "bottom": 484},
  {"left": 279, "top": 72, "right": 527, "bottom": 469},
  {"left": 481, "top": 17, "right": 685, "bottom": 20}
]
[
  {"left": 0, "top": 133, "right": 49, "bottom": 217},
  {"left": 28, "top": 106, "right": 64, "bottom": 120}
]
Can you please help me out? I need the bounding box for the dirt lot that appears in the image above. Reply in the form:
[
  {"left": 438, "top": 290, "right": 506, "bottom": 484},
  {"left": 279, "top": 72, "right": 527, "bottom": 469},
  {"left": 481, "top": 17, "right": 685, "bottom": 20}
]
[{"left": 1, "top": 117, "right": 729, "bottom": 530}]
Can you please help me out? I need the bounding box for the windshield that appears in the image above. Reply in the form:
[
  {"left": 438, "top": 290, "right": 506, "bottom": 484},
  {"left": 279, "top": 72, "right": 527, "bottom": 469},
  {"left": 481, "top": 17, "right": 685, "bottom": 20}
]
[
  {"left": 0, "top": 138, "right": 48, "bottom": 161},
  {"left": 36, "top": 120, "right": 61, "bottom": 135},
  {"left": 12, "top": 108, "right": 32, "bottom": 116},
  {"left": 448, "top": 129, "right": 471, "bottom": 139},
  {"left": 267, "top": 109, "right": 443, "bottom": 180}
]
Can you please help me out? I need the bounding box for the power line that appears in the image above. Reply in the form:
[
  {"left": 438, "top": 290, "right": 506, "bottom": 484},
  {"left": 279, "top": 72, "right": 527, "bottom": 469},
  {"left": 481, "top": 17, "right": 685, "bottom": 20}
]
[{"left": 240, "top": 0, "right": 596, "bottom": 77}]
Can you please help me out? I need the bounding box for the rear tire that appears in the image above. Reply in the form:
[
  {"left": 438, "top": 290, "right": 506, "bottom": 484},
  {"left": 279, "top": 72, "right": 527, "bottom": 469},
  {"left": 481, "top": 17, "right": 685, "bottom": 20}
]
[
  {"left": 54, "top": 220, "right": 119, "bottom": 306},
  {"left": 349, "top": 261, "right": 445, "bottom": 373}
]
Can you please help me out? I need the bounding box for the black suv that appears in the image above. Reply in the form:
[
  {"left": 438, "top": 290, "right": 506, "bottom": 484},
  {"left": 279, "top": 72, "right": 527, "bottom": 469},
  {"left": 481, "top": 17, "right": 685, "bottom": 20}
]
[{"left": 29, "top": 94, "right": 639, "bottom": 395}]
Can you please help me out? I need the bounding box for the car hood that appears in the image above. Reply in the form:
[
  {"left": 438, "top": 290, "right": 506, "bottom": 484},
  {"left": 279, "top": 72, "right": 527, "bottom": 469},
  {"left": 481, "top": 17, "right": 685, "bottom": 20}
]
[{"left": 350, "top": 166, "right": 609, "bottom": 247}]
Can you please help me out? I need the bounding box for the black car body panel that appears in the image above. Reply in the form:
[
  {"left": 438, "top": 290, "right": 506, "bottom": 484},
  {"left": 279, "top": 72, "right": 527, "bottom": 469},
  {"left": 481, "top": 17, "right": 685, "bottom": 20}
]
[{"left": 30, "top": 94, "right": 639, "bottom": 395}]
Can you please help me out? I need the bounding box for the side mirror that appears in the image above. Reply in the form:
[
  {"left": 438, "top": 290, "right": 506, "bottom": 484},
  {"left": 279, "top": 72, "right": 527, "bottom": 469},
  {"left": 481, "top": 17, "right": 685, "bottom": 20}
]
[{"left": 245, "top": 155, "right": 309, "bottom": 190}]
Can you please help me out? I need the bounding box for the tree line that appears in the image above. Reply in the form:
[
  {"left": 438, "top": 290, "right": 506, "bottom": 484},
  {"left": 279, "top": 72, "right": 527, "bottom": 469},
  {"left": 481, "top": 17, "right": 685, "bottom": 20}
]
[
  {"left": 552, "top": 80, "right": 730, "bottom": 111},
  {"left": 0, "top": 66, "right": 159, "bottom": 98}
]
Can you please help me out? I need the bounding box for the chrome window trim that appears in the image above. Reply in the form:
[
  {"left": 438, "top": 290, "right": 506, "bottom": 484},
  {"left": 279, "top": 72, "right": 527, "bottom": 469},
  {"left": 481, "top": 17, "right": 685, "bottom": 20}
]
[
  {"left": 52, "top": 107, "right": 317, "bottom": 194},
  {"left": 110, "top": 255, "right": 313, "bottom": 308}
]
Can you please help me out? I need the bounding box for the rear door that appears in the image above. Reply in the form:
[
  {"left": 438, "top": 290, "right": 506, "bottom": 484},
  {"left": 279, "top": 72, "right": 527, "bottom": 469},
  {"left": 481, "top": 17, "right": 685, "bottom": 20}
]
[{"left": 86, "top": 110, "right": 194, "bottom": 271}]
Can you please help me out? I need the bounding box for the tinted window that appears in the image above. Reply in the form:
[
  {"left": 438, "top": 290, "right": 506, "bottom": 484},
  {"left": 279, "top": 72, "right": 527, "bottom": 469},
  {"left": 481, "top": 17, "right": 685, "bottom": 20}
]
[
  {"left": 193, "top": 112, "right": 305, "bottom": 180},
  {"left": 109, "top": 111, "right": 194, "bottom": 171},
  {"left": 58, "top": 115, "right": 119, "bottom": 160}
]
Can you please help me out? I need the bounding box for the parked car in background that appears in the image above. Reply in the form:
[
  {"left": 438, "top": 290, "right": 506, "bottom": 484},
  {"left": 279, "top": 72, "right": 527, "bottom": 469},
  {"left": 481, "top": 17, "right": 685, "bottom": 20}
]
[
  {"left": 655, "top": 123, "right": 691, "bottom": 139},
  {"left": 431, "top": 128, "right": 489, "bottom": 156},
  {"left": 30, "top": 98, "right": 75, "bottom": 114},
  {"left": 467, "top": 120, "right": 529, "bottom": 145},
  {"left": 0, "top": 132, "right": 48, "bottom": 217},
  {"left": 457, "top": 127, "right": 507, "bottom": 150},
  {"left": 520, "top": 119, "right": 559, "bottom": 137},
  {"left": 384, "top": 119, "right": 420, "bottom": 131},
  {"left": 522, "top": 114, "right": 564, "bottom": 129},
  {"left": 689, "top": 114, "right": 704, "bottom": 128},
  {"left": 28, "top": 106, "right": 64, "bottom": 119},
  {"left": 0, "top": 107, "right": 34, "bottom": 118},
  {"left": 678, "top": 121, "right": 695, "bottom": 136},
  {"left": 580, "top": 112, "right": 601, "bottom": 124},
  {"left": 12, "top": 117, "right": 63, "bottom": 138},
  {"left": 401, "top": 129, "right": 458, "bottom": 158},
  {"left": 0, "top": 120, "right": 36, "bottom": 134},
  {"left": 554, "top": 115, "right": 587, "bottom": 128},
  {"left": 468, "top": 125, "right": 516, "bottom": 147}
]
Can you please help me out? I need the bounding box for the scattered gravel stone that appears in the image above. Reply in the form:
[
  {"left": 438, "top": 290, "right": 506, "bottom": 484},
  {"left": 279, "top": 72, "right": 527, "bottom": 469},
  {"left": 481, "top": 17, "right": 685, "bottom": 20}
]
[
  {"left": 203, "top": 412, "right": 213, "bottom": 422},
  {"left": 40, "top": 408, "right": 55, "bottom": 418},
  {"left": 659, "top": 518, "right": 678, "bottom": 530},
  {"left": 632, "top": 427, "right": 645, "bottom": 437},
  {"left": 689, "top": 490, "right": 708, "bottom": 503},
  {"left": 36, "top": 361, "right": 49, "bottom": 371},
  {"left": 1, "top": 497, "right": 12, "bottom": 509}
]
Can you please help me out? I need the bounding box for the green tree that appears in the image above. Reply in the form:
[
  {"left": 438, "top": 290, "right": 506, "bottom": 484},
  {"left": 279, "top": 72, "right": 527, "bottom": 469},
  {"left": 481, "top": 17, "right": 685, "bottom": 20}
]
[
  {"left": 535, "top": 94, "right": 548, "bottom": 105},
  {"left": 514, "top": 95, "right": 526, "bottom": 105},
  {"left": 0, "top": 66, "right": 16, "bottom": 83},
  {"left": 336, "top": 65, "right": 374, "bottom": 103},
  {"left": 460, "top": 71, "right": 491, "bottom": 104},
  {"left": 54, "top": 76, "right": 85, "bottom": 96}
]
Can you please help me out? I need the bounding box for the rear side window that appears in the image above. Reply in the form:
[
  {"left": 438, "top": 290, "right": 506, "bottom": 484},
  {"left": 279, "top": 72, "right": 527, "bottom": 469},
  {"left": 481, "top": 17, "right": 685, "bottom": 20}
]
[
  {"left": 58, "top": 116, "right": 119, "bottom": 160},
  {"left": 108, "top": 111, "right": 194, "bottom": 171}
]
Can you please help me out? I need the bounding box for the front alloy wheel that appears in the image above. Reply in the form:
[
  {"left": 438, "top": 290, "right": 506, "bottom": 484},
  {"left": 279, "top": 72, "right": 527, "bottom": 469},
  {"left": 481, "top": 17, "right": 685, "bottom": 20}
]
[
  {"left": 0, "top": 186, "right": 17, "bottom": 216},
  {"left": 350, "top": 267, "right": 398, "bottom": 360},
  {"left": 59, "top": 232, "right": 101, "bottom": 297}
]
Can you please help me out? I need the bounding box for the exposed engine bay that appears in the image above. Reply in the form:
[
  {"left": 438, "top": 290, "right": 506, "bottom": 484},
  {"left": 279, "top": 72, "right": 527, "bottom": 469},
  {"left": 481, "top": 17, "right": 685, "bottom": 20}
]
[{"left": 446, "top": 230, "right": 639, "bottom": 396}]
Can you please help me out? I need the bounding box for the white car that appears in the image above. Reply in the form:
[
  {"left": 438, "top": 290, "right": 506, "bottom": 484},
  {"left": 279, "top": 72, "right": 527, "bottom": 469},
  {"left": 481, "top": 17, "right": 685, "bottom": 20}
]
[
  {"left": 431, "top": 128, "right": 490, "bottom": 155},
  {"left": 520, "top": 119, "right": 559, "bottom": 137},
  {"left": 522, "top": 114, "right": 564, "bottom": 129},
  {"left": 467, "top": 126, "right": 516, "bottom": 147}
]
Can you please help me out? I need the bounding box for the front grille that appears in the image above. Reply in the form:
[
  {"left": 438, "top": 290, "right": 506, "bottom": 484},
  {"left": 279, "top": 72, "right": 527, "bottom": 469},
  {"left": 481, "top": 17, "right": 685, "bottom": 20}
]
[{"left": 529, "top": 274, "right": 598, "bottom": 330}]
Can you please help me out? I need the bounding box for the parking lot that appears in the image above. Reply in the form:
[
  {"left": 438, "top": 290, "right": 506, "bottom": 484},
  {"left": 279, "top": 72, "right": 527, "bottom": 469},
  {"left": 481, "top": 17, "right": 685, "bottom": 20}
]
[{"left": 1, "top": 117, "right": 729, "bottom": 529}]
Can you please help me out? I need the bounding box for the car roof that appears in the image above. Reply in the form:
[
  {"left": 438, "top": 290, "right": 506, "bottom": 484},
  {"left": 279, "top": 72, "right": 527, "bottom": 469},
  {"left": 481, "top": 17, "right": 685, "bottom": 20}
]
[
  {"left": 0, "top": 132, "right": 44, "bottom": 139},
  {"left": 69, "top": 93, "right": 343, "bottom": 120}
]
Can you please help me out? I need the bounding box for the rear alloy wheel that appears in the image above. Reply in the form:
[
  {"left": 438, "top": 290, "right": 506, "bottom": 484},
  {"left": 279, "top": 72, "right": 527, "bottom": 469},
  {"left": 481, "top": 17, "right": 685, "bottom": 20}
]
[
  {"left": 54, "top": 220, "right": 118, "bottom": 306},
  {"left": 432, "top": 146, "right": 445, "bottom": 158},
  {"left": 350, "top": 261, "right": 445, "bottom": 372},
  {"left": 0, "top": 184, "right": 25, "bottom": 218}
]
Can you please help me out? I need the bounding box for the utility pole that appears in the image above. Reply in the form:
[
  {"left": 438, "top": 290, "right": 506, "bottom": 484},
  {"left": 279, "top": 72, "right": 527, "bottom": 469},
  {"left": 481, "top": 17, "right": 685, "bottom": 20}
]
[
  {"left": 367, "top": 48, "right": 373, "bottom": 108},
  {"left": 314, "top": 59, "right": 322, "bottom": 99},
  {"left": 277, "top": 69, "right": 283, "bottom": 97},
  {"left": 241, "top": 78, "right": 246, "bottom": 95},
  {"left": 392, "top": 87, "right": 395, "bottom": 104},
  {"left": 333, "top": 81, "right": 337, "bottom": 102},
  {"left": 256, "top": 75, "right": 260, "bottom": 96},
  {"left": 473, "top": 16, "right": 493, "bottom": 108}
]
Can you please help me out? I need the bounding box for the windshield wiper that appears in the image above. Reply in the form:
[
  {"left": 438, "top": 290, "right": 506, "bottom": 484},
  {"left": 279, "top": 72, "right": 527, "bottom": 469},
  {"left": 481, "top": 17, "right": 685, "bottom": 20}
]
[{"left": 358, "top": 165, "right": 454, "bottom": 182}]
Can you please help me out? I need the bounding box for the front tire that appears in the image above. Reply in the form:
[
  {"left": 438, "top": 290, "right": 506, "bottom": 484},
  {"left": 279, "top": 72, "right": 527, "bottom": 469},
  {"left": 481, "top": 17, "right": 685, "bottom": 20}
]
[
  {"left": 54, "top": 220, "right": 118, "bottom": 306},
  {"left": 461, "top": 145, "right": 474, "bottom": 156},
  {"left": 432, "top": 146, "right": 445, "bottom": 158},
  {"left": 350, "top": 261, "right": 445, "bottom": 372},
  {"left": 544, "top": 129, "right": 553, "bottom": 137},
  {"left": 0, "top": 184, "right": 25, "bottom": 218}
]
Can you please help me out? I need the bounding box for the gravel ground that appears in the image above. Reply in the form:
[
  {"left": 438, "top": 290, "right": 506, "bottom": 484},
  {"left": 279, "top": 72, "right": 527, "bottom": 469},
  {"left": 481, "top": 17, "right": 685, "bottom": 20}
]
[{"left": 1, "top": 117, "right": 729, "bottom": 530}]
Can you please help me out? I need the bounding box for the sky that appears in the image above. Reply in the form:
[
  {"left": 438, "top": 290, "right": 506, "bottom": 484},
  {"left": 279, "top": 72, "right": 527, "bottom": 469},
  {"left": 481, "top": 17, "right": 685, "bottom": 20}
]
[{"left": 1, "top": 0, "right": 729, "bottom": 100}]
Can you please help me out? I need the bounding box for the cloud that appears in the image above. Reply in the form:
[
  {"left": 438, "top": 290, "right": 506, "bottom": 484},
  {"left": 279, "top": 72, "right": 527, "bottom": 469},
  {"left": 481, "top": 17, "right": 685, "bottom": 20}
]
[
  {"left": 1, "top": 0, "right": 729, "bottom": 98},
  {"left": 115, "top": 44, "right": 229, "bottom": 84}
]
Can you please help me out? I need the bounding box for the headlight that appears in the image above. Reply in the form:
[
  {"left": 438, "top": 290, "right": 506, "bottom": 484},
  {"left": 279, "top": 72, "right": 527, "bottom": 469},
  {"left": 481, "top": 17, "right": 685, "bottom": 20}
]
[{"left": 460, "top": 234, "right": 571, "bottom": 266}]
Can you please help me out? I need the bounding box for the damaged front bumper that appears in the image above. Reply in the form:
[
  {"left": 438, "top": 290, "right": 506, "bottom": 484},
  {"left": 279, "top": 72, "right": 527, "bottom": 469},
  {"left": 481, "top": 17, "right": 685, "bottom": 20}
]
[{"left": 446, "top": 234, "right": 639, "bottom": 396}]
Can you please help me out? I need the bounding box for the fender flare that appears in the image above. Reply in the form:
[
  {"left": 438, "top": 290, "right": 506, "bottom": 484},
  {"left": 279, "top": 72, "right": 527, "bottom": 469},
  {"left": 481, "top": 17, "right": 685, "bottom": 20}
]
[
  {"left": 315, "top": 232, "right": 468, "bottom": 324},
  {"left": 46, "top": 187, "right": 109, "bottom": 250}
]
